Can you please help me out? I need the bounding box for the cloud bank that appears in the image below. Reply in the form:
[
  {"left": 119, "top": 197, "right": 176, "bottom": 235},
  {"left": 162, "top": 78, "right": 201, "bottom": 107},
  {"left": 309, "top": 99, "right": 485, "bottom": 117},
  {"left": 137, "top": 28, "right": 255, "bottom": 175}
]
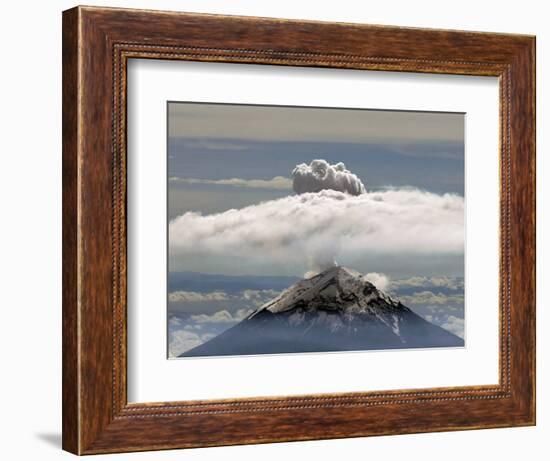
[
  {"left": 169, "top": 176, "right": 292, "bottom": 190},
  {"left": 292, "top": 159, "right": 366, "bottom": 196},
  {"left": 190, "top": 308, "right": 254, "bottom": 324},
  {"left": 168, "top": 291, "right": 230, "bottom": 303},
  {"left": 168, "top": 330, "right": 203, "bottom": 357},
  {"left": 392, "top": 276, "right": 464, "bottom": 291},
  {"left": 169, "top": 188, "right": 464, "bottom": 270},
  {"left": 439, "top": 315, "right": 465, "bottom": 339},
  {"left": 169, "top": 289, "right": 281, "bottom": 307},
  {"left": 398, "top": 291, "right": 464, "bottom": 306}
]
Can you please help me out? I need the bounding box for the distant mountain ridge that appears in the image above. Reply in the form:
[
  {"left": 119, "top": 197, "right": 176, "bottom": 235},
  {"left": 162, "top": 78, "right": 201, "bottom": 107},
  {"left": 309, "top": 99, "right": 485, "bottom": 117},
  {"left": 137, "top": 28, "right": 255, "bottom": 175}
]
[{"left": 180, "top": 266, "right": 464, "bottom": 357}]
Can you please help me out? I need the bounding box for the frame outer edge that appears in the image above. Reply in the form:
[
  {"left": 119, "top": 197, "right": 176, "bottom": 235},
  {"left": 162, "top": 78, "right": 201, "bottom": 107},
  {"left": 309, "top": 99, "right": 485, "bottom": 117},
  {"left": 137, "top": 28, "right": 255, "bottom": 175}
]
[
  {"left": 531, "top": 36, "right": 537, "bottom": 425},
  {"left": 62, "top": 6, "right": 81, "bottom": 455},
  {"left": 523, "top": 36, "right": 536, "bottom": 425},
  {"left": 497, "top": 37, "right": 536, "bottom": 425},
  {"left": 62, "top": 6, "right": 536, "bottom": 454}
]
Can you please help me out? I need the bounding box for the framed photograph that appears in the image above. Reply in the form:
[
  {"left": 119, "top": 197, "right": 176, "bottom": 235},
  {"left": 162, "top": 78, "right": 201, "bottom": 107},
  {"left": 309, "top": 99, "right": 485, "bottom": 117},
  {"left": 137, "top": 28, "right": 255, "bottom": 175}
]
[{"left": 62, "top": 6, "right": 535, "bottom": 455}]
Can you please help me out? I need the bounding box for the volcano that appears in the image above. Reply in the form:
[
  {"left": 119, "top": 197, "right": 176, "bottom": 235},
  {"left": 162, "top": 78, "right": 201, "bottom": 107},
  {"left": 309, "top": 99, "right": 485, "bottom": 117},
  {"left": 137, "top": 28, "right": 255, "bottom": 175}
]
[{"left": 180, "top": 266, "right": 463, "bottom": 357}]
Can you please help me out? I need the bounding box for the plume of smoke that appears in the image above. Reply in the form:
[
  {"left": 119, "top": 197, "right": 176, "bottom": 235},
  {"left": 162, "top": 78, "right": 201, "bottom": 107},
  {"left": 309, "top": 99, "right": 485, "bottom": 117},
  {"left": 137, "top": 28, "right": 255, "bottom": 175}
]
[
  {"left": 292, "top": 159, "right": 366, "bottom": 196},
  {"left": 363, "top": 273, "right": 390, "bottom": 291}
]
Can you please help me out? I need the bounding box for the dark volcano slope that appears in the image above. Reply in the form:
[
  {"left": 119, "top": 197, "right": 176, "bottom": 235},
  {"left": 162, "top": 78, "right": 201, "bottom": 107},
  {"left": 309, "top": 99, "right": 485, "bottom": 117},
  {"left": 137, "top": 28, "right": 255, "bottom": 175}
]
[{"left": 181, "top": 266, "right": 463, "bottom": 357}]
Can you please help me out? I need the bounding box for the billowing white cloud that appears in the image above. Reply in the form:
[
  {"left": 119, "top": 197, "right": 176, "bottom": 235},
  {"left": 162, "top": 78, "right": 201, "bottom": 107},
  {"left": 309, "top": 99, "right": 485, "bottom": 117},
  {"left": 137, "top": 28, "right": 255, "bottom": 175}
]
[
  {"left": 235, "top": 308, "right": 254, "bottom": 320},
  {"left": 292, "top": 159, "right": 366, "bottom": 196},
  {"left": 190, "top": 310, "right": 234, "bottom": 324},
  {"left": 190, "top": 308, "right": 254, "bottom": 324},
  {"left": 168, "top": 330, "right": 202, "bottom": 357},
  {"left": 392, "top": 276, "right": 463, "bottom": 290},
  {"left": 439, "top": 315, "right": 465, "bottom": 339},
  {"left": 169, "top": 289, "right": 280, "bottom": 308},
  {"left": 420, "top": 313, "right": 465, "bottom": 339},
  {"left": 242, "top": 289, "right": 281, "bottom": 307},
  {"left": 169, "top": 328, "right": 229, "bottom": 357},
  {"left": 398, "top": 291, "right": 464, "bottom": 306},
  {"left": 169, "top": 188, "right": 464, "bottom": 270},
  {"left": 363, "top": 272, "right": 390, "bottom": 291},
  {"left": 168, "top": 291, "right": 229, "bottom": 303},
  {"left": 169, "top": 176, "right": 292, "bottom": 190},
  {"left": 429, "top": 277, "right": 464, "bottom": 290},
  {"left": 200, "top": 333, "right": 217, "bottom": 342},
  {"left": 168, "top": 316, "right": 182, "bottom": 327}
]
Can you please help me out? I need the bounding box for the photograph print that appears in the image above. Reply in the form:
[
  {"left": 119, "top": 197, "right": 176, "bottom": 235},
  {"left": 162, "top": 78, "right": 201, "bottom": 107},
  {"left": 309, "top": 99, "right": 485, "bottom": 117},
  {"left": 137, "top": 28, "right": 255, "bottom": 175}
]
[{"left": 167, "top": 102, "right": 465, "bottom": 358}]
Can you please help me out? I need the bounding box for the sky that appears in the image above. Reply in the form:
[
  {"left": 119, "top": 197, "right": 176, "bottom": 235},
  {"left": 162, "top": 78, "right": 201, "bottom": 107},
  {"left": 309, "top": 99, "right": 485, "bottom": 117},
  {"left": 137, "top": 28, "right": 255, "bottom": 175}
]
[{"left": 166, "top": 101, "right": 465, "bottom": 356}]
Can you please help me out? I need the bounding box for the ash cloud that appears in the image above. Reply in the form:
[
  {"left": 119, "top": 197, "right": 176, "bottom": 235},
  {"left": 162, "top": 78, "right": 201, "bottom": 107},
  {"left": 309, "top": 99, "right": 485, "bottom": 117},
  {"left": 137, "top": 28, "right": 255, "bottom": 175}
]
[{"left": 292, "top": 159, "right": 366, "bottom": 196}]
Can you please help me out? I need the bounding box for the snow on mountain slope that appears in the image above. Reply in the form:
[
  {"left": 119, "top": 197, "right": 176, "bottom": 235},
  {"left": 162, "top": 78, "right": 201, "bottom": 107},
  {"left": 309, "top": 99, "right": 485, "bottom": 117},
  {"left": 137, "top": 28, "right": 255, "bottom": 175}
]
[{"left": 180, "top": 266, "right": 464, "bottom": 357}]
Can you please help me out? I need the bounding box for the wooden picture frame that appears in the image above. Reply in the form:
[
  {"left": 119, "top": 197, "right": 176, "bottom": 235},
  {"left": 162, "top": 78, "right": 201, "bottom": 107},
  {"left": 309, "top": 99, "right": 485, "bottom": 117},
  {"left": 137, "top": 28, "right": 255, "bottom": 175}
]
[{"left": 62, "top": 5, "right": 535, "bottom": 455}]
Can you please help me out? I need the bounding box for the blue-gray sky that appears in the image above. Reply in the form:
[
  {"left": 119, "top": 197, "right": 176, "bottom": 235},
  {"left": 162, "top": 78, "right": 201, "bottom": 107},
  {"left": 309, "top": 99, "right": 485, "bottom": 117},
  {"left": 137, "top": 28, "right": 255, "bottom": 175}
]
[{"left": 168, "top": 103, "right": 464, "bottom": 219}]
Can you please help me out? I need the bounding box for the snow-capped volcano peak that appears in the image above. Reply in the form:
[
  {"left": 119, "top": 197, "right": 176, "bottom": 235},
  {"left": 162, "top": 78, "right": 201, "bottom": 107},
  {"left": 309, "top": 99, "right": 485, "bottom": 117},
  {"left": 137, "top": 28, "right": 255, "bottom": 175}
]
[
  {"left": 251, "top": 265, "right": 394, "bottom": 317},
  {"left": 180, "top": 266, "right": 463, "bottom": 357}
]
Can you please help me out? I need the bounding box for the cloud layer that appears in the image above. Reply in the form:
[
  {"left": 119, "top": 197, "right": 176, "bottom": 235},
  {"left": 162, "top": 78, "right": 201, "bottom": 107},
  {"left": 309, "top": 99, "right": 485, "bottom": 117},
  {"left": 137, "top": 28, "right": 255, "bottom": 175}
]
[
  {"left": 167, "top": 288, "right": 275, "bottom": 356},
  {"left": 397, "top": 291, "right": 464, "bottom": 306},
  {"left": 169, "top": 188, "right": 464, "bottom": 270},
  {"left": 292, "top": 159, "right": 366, "bottom": 195},
  {"left": 392, "top": 276, "right": 464, "bottom": 290},
  {"left": 168, "top": 291, "right": 230, "bottom": 303},
  {"left": 169, "top": 176, "right": 292, "bottom": 190},
  {"left": 169, "top": 289, "right": 280, "bottom": 308},
  {"left": 439, "top": 316, "right": 465, "bottom": 338},
  {"left": 190, "top": 308, "right": 254, "bottom": 324}
]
